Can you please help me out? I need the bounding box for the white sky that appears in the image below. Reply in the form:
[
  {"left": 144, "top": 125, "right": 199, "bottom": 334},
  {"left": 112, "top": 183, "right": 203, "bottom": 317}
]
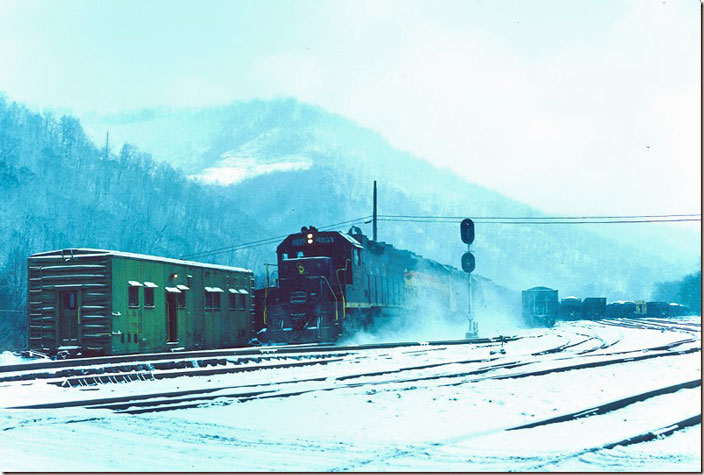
[{"left": 0, "top": 0, "right": 700, "bottom": 215}]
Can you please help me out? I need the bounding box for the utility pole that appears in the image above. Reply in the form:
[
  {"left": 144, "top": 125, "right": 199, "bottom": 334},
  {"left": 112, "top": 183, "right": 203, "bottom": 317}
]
[{"left": 373, "top": 180, "right": 378, "bottom": 241}]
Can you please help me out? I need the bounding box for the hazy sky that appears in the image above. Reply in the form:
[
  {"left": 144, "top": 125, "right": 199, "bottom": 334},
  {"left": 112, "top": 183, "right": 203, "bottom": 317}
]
[{"left": 0, "top": 0, "right": 699, "bottom": 216}]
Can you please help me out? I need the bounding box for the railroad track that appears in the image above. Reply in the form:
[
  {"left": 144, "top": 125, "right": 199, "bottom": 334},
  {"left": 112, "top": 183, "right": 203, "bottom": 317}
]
[
  {"left": 0, "top": 336, "right": 522, "bottom": 388},
  {"left": 0, "top": 353, "right": 349, "bottom": 386},
  {"left": 38, "top": 327, "right": 684, "bottom": 390},
  {"left": 523, "top": 414, "right": 702, "bottom": 472},
  {"left": 1, "top": 334, "right": 579, "bottom": 412},
  {"left": 0, "top": 335, "right": 518, "bottom": 379},
  {"left": 642, "top": 317, "right": 701, "bottom": 328},
  {"left": 599, "top": 318, "right": 700, "bottom": 335},
  {"left": 9, "top": 339, "right": 698, "bottom": 415},
  {"left": 332, "top": 378, "right": 701, "bottom": 471}
]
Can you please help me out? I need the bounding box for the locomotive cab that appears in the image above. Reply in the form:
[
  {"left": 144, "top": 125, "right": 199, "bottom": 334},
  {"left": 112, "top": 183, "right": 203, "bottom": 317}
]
[{"left": 265, "top": 226, "right": 360, "bottom": 343}]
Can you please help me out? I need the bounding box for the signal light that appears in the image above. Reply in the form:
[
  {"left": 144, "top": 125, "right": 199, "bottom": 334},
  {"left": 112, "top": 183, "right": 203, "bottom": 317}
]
[
  {"left": 460, "top": 218, "right": 475, "bottom": 244},
  {"left": 461, "top": 252, "right": 475, "bottom": 273}
]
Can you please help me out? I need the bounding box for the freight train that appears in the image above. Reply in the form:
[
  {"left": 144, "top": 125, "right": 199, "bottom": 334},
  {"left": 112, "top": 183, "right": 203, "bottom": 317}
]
[
  {"left": 258, "top": 225, "right": 491, "bottom": 344},
  {"left": 521, "top": 286, "right": 690, "bottom": 327},
  {"left": 26, "top": 226, "right": 513, "bottom": 357}
]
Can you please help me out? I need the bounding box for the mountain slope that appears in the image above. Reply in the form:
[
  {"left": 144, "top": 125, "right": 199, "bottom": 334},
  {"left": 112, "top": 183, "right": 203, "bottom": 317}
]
[{"left": 82, "top": 98, "right": 697, "bottom": 299}]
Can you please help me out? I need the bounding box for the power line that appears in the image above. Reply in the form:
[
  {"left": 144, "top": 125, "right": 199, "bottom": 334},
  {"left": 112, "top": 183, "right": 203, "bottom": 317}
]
[
  {"left": 180, "top": 212, "right": 699, "bottom": 260},
  {"left": 378, "top": 217, "right": 700, "bottom": 225},
  {"left": 181, "top": 216, "right": 372, "bottom": 260},
  {"left": 378, "top": 213, "right": 701, "bottom": 220}
]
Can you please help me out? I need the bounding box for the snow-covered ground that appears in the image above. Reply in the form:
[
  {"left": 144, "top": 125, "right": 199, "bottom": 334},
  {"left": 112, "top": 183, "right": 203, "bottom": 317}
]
[{"left": 0, "top": 317, "right": 700, "bottom": 471}]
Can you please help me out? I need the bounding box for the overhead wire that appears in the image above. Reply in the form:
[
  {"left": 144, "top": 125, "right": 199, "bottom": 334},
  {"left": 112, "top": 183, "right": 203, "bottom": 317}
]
[
  {"left": 181, "top": 213, "right": 699, "bottom": 260},
  {"left": 180, "top": 216, "right": 372, "bottom": 260},
  {"left": 377, "top": 217, "right": 700, "bottom": 224},
  {"left": 378, "top": 213, "right": 701, "bottom": 220}
]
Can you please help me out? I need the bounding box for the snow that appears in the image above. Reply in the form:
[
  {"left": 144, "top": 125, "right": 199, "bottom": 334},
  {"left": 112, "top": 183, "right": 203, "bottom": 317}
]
[
  {"left": 190, "top": 154, "right": 313, "bottom": 185},
  {"left": 0, "top": 351, "right": 38, "bottom": 366},
  {"left": 0, "top": 317, "right": 700, "bottom": 471}
]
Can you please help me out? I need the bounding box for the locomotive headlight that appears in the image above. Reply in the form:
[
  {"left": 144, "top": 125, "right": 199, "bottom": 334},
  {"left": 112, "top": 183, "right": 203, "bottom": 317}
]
[
  {"left": 307, "top": 239, "right": 313, "bottom": 244},
  {"left": 306, "top": 233, "right": 313, "bottom": 239}
]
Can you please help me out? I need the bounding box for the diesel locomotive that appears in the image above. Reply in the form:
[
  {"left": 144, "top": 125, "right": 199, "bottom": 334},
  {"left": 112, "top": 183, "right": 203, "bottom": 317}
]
[{"left": 259, "top": 225, "right": 485, "bottom": 344}]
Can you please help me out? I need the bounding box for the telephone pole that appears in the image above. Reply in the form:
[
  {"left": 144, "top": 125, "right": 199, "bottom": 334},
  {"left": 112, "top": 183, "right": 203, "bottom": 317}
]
[{"left": 373, "top": 180, "right": 378, "bottom": 241}]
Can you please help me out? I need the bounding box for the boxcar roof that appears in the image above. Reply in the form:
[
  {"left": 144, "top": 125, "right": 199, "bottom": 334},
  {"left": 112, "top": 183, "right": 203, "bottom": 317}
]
[
  {"left": 29, "top": 248, "right": 252, "bottom": 274},
  {"left": 524, "top": 286, "right": 556, "bottom": 292}
]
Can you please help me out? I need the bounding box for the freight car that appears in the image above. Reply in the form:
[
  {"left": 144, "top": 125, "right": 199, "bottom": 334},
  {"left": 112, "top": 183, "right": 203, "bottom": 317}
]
[
  {"left": 258, "top": 225, "right": 486, "bottom": 344},
  {"left": 522, "top": 287, "right": 559, "bottom": 327},
  {"left": 605, "top": 300, "right": 637, "bottom": 318},
  {"left": 559, "top": 296, "right": 582, "bottom": 320},
  {"left": 524, "top": 288, "right": 691, "bottom": 326},
  {"left": 524, "top": 287, "right": 608, "bottom": 325},
  {"left": 27, "top": 249, "right": 254, "bottom": 357},
  {"left": 582, "top": 297, "right": 606, "bottom": 320}
]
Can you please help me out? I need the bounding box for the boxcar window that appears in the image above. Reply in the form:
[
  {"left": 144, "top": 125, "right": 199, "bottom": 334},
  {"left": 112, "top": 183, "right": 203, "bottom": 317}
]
[
  {"left": 128, "top": 286, "right": 139, "bottom": 307},
  {"left": 353, "top": 249, "right": 360, "bottom": 266},
  {"left": 239, "top": 293, "right": 246, "bottom": 310},
  {"left": 177, "top": 291, "right": 186, "bottom": 308},
  {"left": 144, "top": 288, "right": 154, "bottom": 308},
  {"left": 229, "top": 293, "right": 237, "bottom": 310},
  {"left": 205, "top": 290, "right": 221, "bottom": 310},
  {"left": 62, "top": 292, "right": 77, "bottom": 310}
]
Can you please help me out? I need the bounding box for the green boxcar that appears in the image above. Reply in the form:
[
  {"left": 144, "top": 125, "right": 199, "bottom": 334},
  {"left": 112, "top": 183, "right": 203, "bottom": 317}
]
[{"left": 27, "top": 248, "right": 254, "bottom": 356}]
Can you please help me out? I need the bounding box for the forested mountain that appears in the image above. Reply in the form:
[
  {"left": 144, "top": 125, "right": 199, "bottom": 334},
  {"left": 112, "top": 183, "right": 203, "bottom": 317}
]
[
  {"left": 0, "top": 97, "right": 271, "bottom": 348},
  {"left": 653, "top": 270, "right": 702, "bottom": 314},
  {"left": 0, "top": 96, "right": 698, "bottom": 349},
  {"left": 82, "top": 98, "right": 695, "bottom": 296}
]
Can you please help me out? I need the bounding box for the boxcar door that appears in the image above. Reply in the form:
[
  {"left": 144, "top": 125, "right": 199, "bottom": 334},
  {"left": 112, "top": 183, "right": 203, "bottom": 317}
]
[
  {"left": 58, "top": 290, "right": 79, "bottom": 346},
  {"left": 166, "top": 293, "right": 178, "bottom": 342}
]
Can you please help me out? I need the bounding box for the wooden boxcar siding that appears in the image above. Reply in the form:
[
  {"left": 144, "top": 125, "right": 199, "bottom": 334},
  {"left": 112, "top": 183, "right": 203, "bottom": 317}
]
[
  {"left": 28, "top": 254, "right": 112, "bottom": 354},
  {"left": 110, "top": 257, "right": 253, "bottom": 355}
]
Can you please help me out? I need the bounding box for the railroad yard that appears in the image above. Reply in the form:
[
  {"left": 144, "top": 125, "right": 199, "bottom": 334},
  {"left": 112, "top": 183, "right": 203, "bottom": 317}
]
[{"left": 0, "top": 316, "right": 700, "bottom": 472}]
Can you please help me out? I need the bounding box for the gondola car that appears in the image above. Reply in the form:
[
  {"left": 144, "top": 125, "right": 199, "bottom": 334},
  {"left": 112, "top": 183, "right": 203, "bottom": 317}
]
[
  {"left": 259, "top": 226, "right": 501, "bottom": 344},
  {"left": 27, "top": 249, "right": 254, "bottom": 356}
]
